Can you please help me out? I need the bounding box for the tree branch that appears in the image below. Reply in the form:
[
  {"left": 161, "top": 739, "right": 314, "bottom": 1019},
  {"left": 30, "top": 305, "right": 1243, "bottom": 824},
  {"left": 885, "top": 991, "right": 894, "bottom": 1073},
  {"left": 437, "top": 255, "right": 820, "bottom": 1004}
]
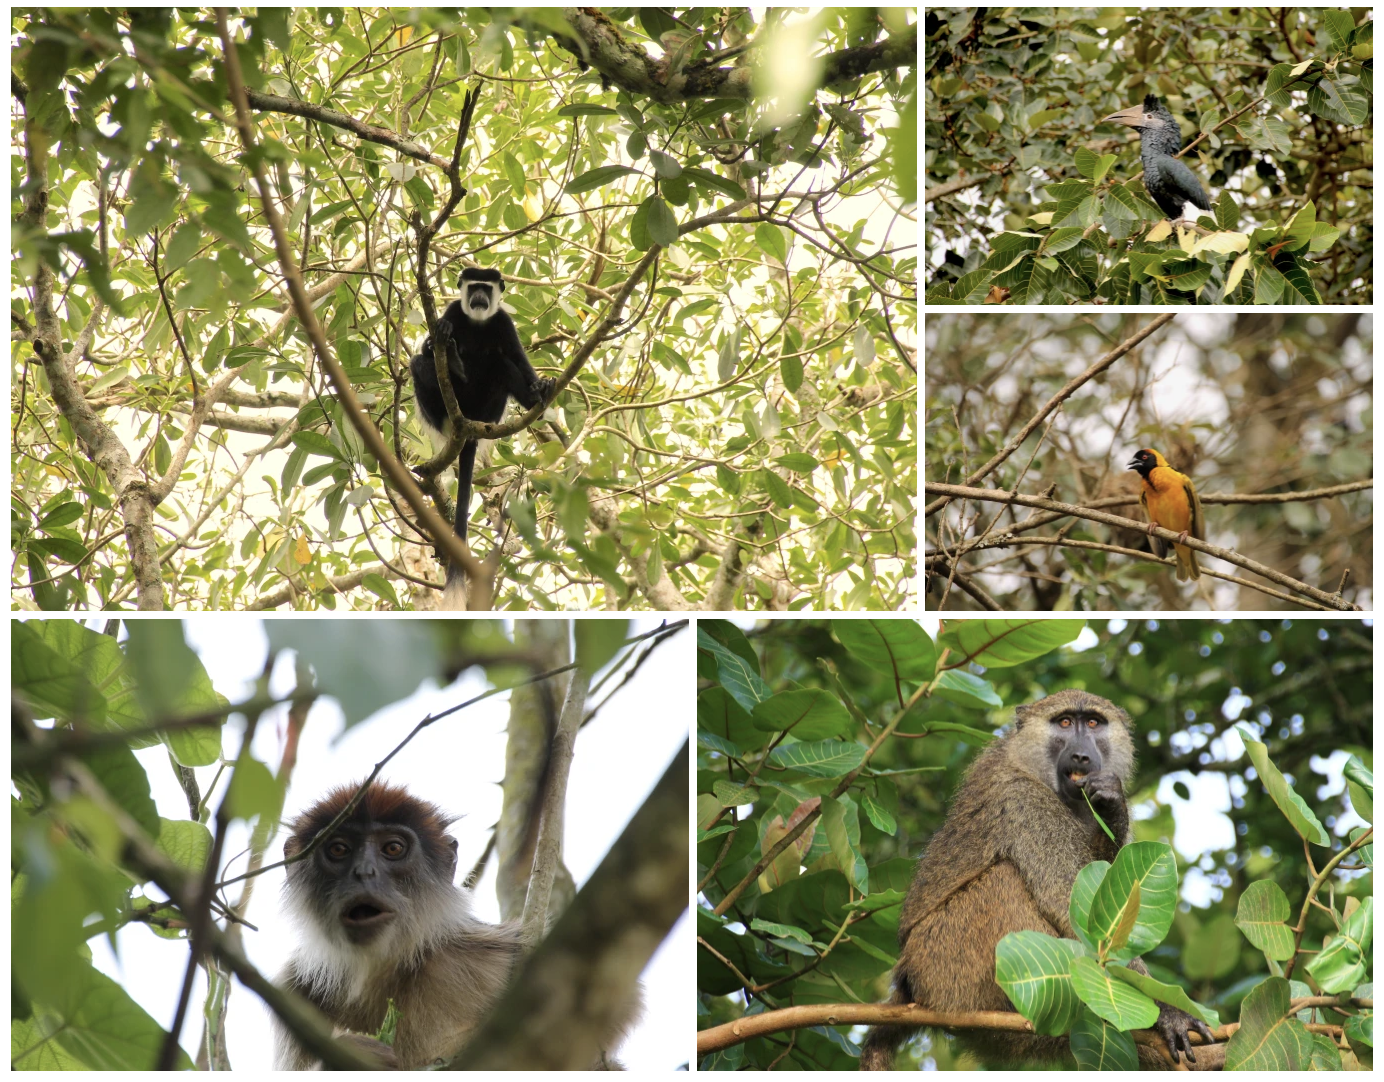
[
  {"left": 924, "top": 482, "right": 1359, "bottom": 610},
  {"left": 215, "top": 10, "right": 493, "bottom": 603},
  {"left": 695, "top": 1001, "right": 1226, "bottom": 1062},
  {"left": 923, "top": 314, "right": 1177, "bottom": 517}
]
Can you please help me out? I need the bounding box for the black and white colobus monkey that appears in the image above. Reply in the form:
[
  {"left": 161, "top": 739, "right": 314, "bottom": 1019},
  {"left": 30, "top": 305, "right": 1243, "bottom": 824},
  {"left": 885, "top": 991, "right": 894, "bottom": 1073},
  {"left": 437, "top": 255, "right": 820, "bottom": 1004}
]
[
  {"left": 409, "top": 267, "right": 555, "bottom": 593},
  {"left": 272, "top": 781, "right": 635, "bottom": 1070}
]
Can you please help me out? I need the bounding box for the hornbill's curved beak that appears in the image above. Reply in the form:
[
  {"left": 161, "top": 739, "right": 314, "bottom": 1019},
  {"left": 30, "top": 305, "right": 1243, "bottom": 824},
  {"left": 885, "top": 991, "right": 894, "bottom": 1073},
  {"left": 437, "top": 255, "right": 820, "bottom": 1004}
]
[{"left": 1103, "top": 103, "right": 1163, "bottom": 130}]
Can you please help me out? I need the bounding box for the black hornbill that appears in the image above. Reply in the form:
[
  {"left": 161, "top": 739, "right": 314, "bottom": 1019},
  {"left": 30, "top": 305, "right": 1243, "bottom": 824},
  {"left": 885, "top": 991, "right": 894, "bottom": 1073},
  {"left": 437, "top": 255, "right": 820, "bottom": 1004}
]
[{"left": 1103, "top": 94, "right": 1212, "bottom": 223}]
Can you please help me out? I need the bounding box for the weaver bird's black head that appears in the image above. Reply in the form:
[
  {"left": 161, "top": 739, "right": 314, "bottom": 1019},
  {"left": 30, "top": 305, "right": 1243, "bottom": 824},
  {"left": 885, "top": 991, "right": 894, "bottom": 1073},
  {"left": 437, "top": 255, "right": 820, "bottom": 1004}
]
[{"left": 1127, "top": 447, "right": 1165, "bottom": 479}]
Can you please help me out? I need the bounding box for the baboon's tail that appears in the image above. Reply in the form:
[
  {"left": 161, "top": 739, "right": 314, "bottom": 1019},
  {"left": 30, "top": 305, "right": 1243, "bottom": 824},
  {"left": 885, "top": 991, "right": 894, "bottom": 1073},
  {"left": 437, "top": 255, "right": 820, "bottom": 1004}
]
[{"left": 859, "top": 981, "right": 913, "bottom": 1071}]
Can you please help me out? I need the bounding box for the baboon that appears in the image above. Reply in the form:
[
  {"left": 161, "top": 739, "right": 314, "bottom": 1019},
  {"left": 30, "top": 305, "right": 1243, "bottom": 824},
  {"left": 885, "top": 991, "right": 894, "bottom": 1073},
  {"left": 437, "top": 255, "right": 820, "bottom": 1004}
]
[{"left": 860, "top": 690, "right": 1214, "bottom": 1070}]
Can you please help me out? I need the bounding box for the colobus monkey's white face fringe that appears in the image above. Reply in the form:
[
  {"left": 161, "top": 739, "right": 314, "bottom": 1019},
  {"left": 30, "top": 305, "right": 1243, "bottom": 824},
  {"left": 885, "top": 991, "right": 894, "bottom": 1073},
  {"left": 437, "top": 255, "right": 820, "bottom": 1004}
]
[{"left": 464, "top": 281, "right": 501, "bottom": 323}]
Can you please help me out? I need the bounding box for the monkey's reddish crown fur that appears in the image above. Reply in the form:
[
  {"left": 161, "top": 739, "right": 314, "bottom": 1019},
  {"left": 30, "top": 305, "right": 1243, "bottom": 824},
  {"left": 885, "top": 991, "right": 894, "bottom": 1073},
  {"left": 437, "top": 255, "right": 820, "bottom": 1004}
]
[{"left": 283, "top": 780, "right": 457, "bottom": 864}]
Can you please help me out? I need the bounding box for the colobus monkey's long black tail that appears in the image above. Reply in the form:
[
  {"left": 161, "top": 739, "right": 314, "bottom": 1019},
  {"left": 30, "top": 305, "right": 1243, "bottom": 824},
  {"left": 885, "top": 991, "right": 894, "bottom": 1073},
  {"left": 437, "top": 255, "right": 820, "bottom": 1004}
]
[{"left": 440, "top": 439, "right": 480, "bottom": 611}]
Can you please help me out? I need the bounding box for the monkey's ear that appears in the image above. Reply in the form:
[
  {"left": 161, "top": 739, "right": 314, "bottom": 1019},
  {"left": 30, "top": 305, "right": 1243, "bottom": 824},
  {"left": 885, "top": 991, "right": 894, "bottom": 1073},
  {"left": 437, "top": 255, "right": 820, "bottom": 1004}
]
[{"left": 444, "top": 837, "right": 459, "bottom": 881}]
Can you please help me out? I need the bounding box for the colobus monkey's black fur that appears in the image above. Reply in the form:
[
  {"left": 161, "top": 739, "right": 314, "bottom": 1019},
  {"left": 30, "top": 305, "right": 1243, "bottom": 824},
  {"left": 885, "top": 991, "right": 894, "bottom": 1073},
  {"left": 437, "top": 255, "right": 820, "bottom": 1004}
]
[{"left": 409, "top": 267, "right": 554, "bottom": 597}]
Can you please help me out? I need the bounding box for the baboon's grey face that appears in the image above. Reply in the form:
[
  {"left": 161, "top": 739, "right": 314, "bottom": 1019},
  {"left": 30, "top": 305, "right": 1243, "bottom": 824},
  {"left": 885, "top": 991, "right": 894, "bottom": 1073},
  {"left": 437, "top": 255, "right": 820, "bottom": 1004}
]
[{"left": 1045, "top": 711, "right": 1112, "bottom": 806}]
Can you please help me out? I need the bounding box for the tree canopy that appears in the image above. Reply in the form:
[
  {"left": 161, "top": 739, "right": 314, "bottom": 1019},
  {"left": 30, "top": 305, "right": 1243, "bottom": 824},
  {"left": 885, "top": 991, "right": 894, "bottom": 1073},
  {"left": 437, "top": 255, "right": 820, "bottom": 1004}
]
[
  {"left": 12, "top": 8, "right": 918, "bottom": 611},
  {"left": 924, "top": 7, "right": 1372, "bottom": 305},
  {"left": 925, "top": 312, "right": 1372, "bottom": 611}
]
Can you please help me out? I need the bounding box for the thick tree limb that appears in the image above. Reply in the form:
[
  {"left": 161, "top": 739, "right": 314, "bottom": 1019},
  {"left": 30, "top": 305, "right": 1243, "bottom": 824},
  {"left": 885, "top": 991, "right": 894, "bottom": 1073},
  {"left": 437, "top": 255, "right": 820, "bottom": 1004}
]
[
  {"left": 696, "top": 1001, "right": 1226, "bottom": 1064},
  {"left": 545, "top": 10, "right": 916, "bottom": 104},
  {"left": 245, "top": 87, "right": 446, "bottom": 167},
  {"left": 457, "top": 744, "right": 688, "bottom": 1069},
  {"left": 216, "top": 10, "right": 492, "bottom": 603}
]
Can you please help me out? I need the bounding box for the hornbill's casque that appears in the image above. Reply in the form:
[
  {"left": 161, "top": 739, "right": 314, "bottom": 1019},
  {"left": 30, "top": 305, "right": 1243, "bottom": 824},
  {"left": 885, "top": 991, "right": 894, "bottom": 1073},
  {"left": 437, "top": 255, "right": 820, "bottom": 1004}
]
[{"left": 1103, "top": 94, "right": 1212, "bottom": 223}]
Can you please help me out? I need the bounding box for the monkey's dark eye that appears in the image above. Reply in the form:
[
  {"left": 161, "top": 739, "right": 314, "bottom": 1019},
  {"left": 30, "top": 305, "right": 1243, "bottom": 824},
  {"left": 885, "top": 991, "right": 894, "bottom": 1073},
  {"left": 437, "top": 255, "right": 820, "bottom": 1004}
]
[
  {"left": 326, "top": 840, "right": 350, "bottom": 860},
  {"left": 1056, "top": 715, "right": 1072, "bottom": 727},
  {"left": 381, "top": 838, "right": 408, "bottom": 859}
]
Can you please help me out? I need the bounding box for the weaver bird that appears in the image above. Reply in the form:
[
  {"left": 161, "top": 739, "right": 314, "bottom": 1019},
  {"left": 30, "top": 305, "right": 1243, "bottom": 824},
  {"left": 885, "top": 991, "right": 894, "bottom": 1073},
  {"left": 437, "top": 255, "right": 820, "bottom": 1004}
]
[{"left": 1127, "top": 447, "right": 1204, "bottom": 581}]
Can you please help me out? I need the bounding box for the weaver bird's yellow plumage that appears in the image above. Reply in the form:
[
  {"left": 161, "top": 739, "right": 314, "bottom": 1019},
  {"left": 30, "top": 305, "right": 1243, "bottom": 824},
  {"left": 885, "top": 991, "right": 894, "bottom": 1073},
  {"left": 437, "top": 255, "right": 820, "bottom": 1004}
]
[{"left": 1127, "top": 447, "right": 1203, "bottom": 581}]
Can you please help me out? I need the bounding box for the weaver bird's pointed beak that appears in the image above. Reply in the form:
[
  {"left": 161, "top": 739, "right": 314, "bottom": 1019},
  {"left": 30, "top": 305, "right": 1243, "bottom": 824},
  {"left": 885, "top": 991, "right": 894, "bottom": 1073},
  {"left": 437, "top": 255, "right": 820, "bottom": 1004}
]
[{"left": 1126, "top": 457, "right": 1142, "bottom": 471}]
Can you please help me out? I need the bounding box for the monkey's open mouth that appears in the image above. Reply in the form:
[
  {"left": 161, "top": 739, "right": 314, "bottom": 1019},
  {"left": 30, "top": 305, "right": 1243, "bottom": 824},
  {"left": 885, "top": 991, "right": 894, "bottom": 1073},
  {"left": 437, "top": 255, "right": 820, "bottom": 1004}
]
[
  {"left": 1066, "top": 771, "right": 1088, "bottom": 782},
  {"left": 341, "top": 902, "right": 393, "bottom": 927}
]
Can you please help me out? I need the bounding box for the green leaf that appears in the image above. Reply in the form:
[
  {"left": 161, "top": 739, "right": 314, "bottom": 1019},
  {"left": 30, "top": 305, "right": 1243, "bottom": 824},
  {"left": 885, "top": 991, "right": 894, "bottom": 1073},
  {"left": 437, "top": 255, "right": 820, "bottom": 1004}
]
[
  {"left": 557, "top": 104, "right": 619, "bottom": 116},
  {"left": 924, "top": 669, "right": 1002, "bottom": 713},
  {"left": 750, "top": 688, "right": 852, "bottom": 739},
  {"left": 1319, "top": 9, "right": 1356, "bottom": 52},
  {"left": 696, "top": 728, "right": 741, "bottom": 757},
  {"left": 1088, "top": 840, "right": 1178, "bottom": 959},
  {"left": 1108, "top": 964, "right": 1219, "bottom": 1027},
  {"left": 1070, "top": 1007, "right": 1139, "bottom": 1070},
  {"left": 1069, "top": 955, "right": 1159, "bottom": 1030},
  {"left": 860, "top": 790, "right": 896, "bottom": 835},
  {"left": 291, "top": 431, "right": 344, "bottom": 460},
  {"left": 755, "top": 222, "right": 787, "bottom": 264},
  {"left": 1305, "top": 896, "right": 1372, "bottom": 993},
  {"left": 645, "top": 195, "right": 679, "bottom": 247},
  {"left": 766, "top": 739, "right": 866, "bottom": 779},
  {"left": 749, "top": 917, "right": 813, "bottom": 943},
  {"left": 649, "top": 149, "right": 683, "bottom": 178},
  {"left": 831, "top": 619, "right": 936, "bottom": 680},
  {"left": 1344, "top": 754, "right": 1373, "bottom": 823},
  {"left": 712, "top": 780, "right": 759, "bottom": 807},
  {"left": 564, "top": 165, "right": 641, "bottom": 194},
  {"left": 995, "top": 931, "right": 1083, "bottom": 1034},
  {"left": 697, "top": 626, "right": 771, "bottom": 713},
  {"left": 124, "top": 621, "right": 203, "bottom": 725},
  {"left": 1234, "top": 879, "right": 1296, "bottom": 961},
  {"left": 1224, "top": 977, "right": 1314, "bottom": 1069},
  {"left": 682, "top": 166, "right": 746, "bottom": 200},
  {"left": 774, "top": 453, "right": 818, "bottom": 474},
  {"left": 1237, "top": 727, "right": 1330, "bottom": 844},
  {"left": 12, "top": 962, "right": 194, "bottom": 1069},
  {"left": 1253, "top": 260, "right": 1286, "bottom": 303},
  {"left": 1274, "top": 254, "right": 1322, "bottom": 304},
  {"left": 264, "top": 622, "right": 441, "bottom": 728},
  {"left": 821, "top": 795, "right": 868, "bottom": 892},
  {"left": 575, "top": 619, "right": 629, "bottom": 673},
  {"left": 937, "top": 619, "right": 1084, "bottom": 668}
]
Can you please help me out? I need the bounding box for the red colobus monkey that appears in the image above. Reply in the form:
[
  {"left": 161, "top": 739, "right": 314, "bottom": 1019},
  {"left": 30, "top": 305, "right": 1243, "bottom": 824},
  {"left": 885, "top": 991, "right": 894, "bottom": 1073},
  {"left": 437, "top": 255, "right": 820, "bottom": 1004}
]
[{"left": 271, "top": 781, "right": 632, "bottom": 1070}]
